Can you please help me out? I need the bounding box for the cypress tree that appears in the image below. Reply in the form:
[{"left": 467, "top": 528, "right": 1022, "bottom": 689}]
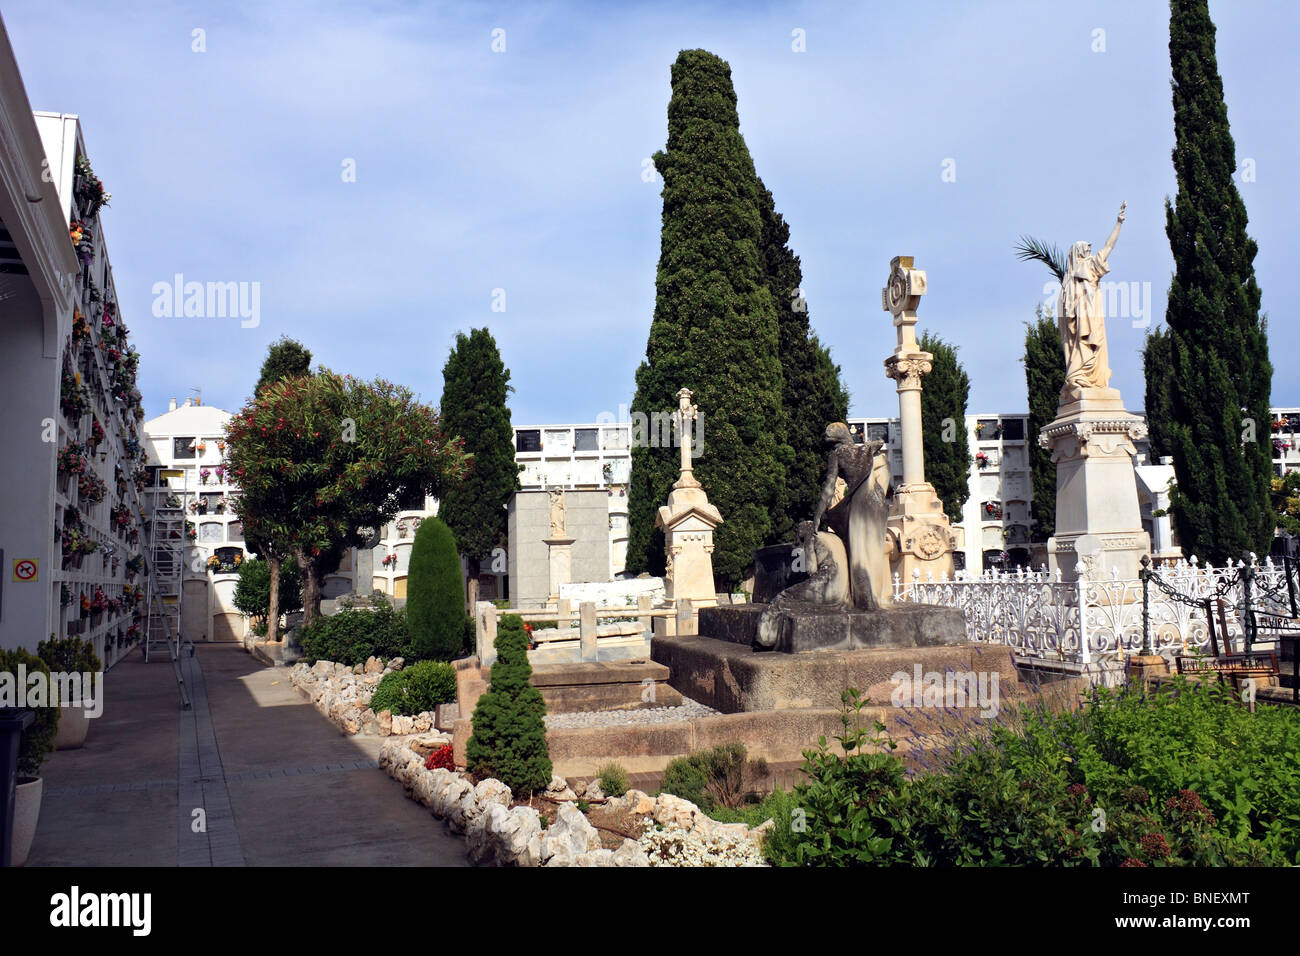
[
  {"left": 254, "top": 336, "right": 312, "bottom": 396},
  {"left": 1023, "top": 305, "right": 1065, "bottom": 542},
  {"left": 757, "top": 177, "right": 850, "bottom": 541},
  {"left": 437, "top": 328, "right": 518, "bottom": 586},
  {"left": 1142, "top": 326, "right": 1175, "bottom": 462},
  {"left": 406, "top": 516, "right": 468, "bottom": 661},
  {"left": 625, "top": 49, "right": 790, "bottom": 584},
  {"left": 917, "top": 332, "right": 970, "bottom": 524},
  {"left": 1163, "top": 0, "right": 1272, "bottom": 562},
  {"left": 466, "top": 614, "right": 552, "bottom": 797}
]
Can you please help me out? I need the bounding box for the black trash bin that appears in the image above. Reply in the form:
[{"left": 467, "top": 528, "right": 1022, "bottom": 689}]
[{"left": 0, "top": 708, "right": 34, "bottom": 868}]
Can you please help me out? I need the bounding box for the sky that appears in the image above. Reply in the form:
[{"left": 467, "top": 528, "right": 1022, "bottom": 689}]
[{"left": 5, "top": 0, "right": 1296, "bottom": 425}]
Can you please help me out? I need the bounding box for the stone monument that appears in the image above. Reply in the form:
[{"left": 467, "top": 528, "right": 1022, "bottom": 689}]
[
  {"left": 880, "top": 256, "right": 959, "bottom": 582},
  {"left": 1040, "top": 202, "right": 1151, "bottom": 582},
  {"left": 708, "top": 414, "right": 965, "bottom": 654},
  {"left": 544, "top": 488, "right": 576, "bottom": 604},
  {"left": 655, "top": 388, "right": 723, "bottom": 609}
]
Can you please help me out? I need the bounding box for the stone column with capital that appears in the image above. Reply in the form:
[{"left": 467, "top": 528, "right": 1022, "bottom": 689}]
[{"left": 880, "top": 256, "right": 959, "bottom": 584}]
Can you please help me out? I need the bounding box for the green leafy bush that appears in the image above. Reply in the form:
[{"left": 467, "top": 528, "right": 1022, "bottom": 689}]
[
  {"left": 0, "top": 649, "right": 60, "bottom": 777},
  {"left": 233, "top": 556, "right": 302, "bottom": 624},
  {"left": 37, "top": 635, "right": 101, "bottom": 676},
  {"left": 466, "top": 614, "right": 551, "bottom": 796},
  {"left": 597, "top": 761, "right": 630, "bottom": 798},
  {"left": 406, "top": 517, "right": 470, "bottom": 661},
  {"left": 368, "top": 661, "right": 458, "bottom": 716},
  {"left": 708, "top": 789, "right": 801, "bottom": 862},
  {"left": 298, "top": 596, "right": 409, "bottom": 665},
  {"left": 769, "top": 680, "right": 1300, "bottom": 867},
  {"left": 658, "top": 742, "right": 766, "bottom": 810}
]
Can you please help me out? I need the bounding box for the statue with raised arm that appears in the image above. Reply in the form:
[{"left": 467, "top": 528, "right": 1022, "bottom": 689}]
[{"left": 1059, "top": 201, "right": 1126, "bottom": 393}]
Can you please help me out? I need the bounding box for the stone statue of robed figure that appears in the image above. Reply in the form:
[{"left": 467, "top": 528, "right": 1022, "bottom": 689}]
[{"left": 1059, "top": 201, "right": 1125, "bottom": 397}]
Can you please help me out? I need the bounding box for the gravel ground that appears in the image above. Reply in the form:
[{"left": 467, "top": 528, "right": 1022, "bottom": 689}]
[{"left": 544, "top": 697, "right": 719, "bottom": 729}]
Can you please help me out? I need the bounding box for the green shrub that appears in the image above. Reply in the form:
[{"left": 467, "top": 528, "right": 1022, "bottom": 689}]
[
  {"left": 658, "top": 742, "right": 766, "bottom": 810},
  {"left": 36, "top": 635, "right": 101, "bottom": 676},
  {"left": 466, "top": 614, "right": 551, "bottom": 796},
  {"left": 367, "top": 671, "right": 407, "bottom": 716},
  {"left": 660, "top": 755, "right": 709, "bottom": 807},
  {"left": 369, "top": 660, "right": 458, "bottom": 716},
  {"left": 0, "top": 649, "right": 60, "bottom": 777},
  {"left": 232, "top": 555, "right": 302, "bottom": 625},
  {"left": 298, "top": 596, "right": 409, "bottom": 665},
  {"left": 768, "top": 681, "right": 1300, "bottom": 867},
  {"left": 597, "top": 761, "right": 630, "bottom": 798},
  {"left": 406, "top": 517, "right": 470, "bottom": 661}
]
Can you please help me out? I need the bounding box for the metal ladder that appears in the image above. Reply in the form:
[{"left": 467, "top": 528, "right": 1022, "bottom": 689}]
[{"left": 143, "top": 476, "right": 192, "bottom": 709}]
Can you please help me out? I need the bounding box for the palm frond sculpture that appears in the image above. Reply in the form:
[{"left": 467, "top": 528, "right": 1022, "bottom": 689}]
[{"left": 1014, "top": 235, "right": 1066, "bottom": 282}]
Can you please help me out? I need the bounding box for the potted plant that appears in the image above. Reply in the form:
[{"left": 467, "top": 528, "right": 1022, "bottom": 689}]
[
  {"left": 37, "top": 635, "right": 101, "bottom": 751},
  {"left": 0, "top": 647, "right": 59, "bottom": 866}
]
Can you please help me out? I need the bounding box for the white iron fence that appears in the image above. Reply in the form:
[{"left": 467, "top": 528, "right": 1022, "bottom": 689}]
[{"left": 892, "top": 555, "right": 1293, "bottom": 678}]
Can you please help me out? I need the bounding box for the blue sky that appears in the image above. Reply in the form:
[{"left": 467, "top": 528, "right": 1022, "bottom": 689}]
[{"left": 6, "top": 0, "right": 1296, "bottom": 424}]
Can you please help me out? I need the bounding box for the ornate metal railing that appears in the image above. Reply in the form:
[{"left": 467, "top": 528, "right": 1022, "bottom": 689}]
[{"left": 893, "top": 554, "right": 1294, "bottom": 672}]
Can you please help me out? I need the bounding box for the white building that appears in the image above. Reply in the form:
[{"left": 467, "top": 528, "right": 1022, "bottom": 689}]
[
  {"left": 0, "top": 23, "right": 150, "bottom": 661},
  {"left": 512, "top": 422, "right": 633, "bottom": 579}
]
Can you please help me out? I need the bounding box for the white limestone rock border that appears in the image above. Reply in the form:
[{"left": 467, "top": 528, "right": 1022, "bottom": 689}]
[
  {"left": 377, "top": 738, "right": 772, "bottom": 867},
  {"left": 288, "top": 658, "right": 439, "bottom": 737}
]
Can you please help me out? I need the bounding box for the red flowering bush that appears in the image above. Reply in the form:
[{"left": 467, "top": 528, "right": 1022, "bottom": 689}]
[{"left": 424, "top": 744, "right": 455, "bottom": 771}]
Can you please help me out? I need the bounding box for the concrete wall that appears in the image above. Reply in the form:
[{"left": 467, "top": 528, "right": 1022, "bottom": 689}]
[
  {"left": 508, "top": 490, "right": 611, "bottom": 607},
  {"left": 0, "top": 279, "right": 57, "bottom": 651}
]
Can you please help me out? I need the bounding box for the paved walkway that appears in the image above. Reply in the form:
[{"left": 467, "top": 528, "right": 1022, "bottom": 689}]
[{"left": 28, "top": 643, "right": 468, "bottom": 867}]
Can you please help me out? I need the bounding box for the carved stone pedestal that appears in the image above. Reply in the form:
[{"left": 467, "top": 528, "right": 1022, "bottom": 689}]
[
  {"left": 1041, "top": 388, "right": 1152, "bottom": 583},
  {"left": 545, "top": 536, "right": 575, "bottom": 604},
  {"left": 887, "top": 483, "right": 959, "bottom": 587}
]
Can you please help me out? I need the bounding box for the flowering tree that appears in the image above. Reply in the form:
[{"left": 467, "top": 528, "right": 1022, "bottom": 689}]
[{"left": 225, "top": 372, "right": 469, "bottom": 628}]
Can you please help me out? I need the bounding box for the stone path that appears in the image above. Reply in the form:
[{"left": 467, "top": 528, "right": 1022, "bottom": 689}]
[
  {"left": 29, "top": 643, "right": 468, "bottom": 867},
  {"left": 544, "top": 697, "right": 719, "bottom": 729}
]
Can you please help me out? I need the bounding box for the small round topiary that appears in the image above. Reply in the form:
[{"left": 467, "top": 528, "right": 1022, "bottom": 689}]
[{"left": 0, "top": 648, "right": 61, "bottom": 778}]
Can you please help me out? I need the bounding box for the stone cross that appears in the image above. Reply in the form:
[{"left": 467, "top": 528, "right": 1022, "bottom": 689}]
[{"left": 881, "top": 256, "right": 932, "bottom": 489}]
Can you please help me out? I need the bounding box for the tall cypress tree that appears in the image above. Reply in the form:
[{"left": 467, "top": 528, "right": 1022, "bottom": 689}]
[
  {"left": 437, "top": 328, "right": 518, "bottom": 589},
  {"left": 1023, "top": 304, "right": 1065, "bottom": 542},
  {"left": 757, "top": 177, "right": 850, "bottom": 543},
  {"left": 917, "top": 332, "right": 970, "bottom": 524},
  {"left": 1163, "top": 0, "right": 1272, "bottom": 563},
  {"left": 1142, "top": 326, "right": 1174, "bottom": 462},
  {"left": 254, "top": 336, "right": 312, "bottom": 396},
  {"left": 625, "top": 49, "right": 790, "bottom": 585}
]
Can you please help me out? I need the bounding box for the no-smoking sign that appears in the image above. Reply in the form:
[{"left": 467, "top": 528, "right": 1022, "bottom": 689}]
[{"left": 12, "top": 558, "right": 38, "bottom": 582}]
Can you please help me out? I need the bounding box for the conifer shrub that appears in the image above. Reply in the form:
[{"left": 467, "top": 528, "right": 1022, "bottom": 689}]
[
  {"left": 466, "top": 614, "right": 551, "bottom": 796},
  {"left": 406, "top": 517, "right": 469, "bottom": 661}
]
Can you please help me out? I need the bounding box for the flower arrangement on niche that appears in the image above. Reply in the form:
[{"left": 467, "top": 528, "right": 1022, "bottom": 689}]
[
  {"left": 74, "top": 155, "right": 111, "bottom": 217},
  {"left": 381, "top": 553, "right": 399, "bottom": 569}
]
